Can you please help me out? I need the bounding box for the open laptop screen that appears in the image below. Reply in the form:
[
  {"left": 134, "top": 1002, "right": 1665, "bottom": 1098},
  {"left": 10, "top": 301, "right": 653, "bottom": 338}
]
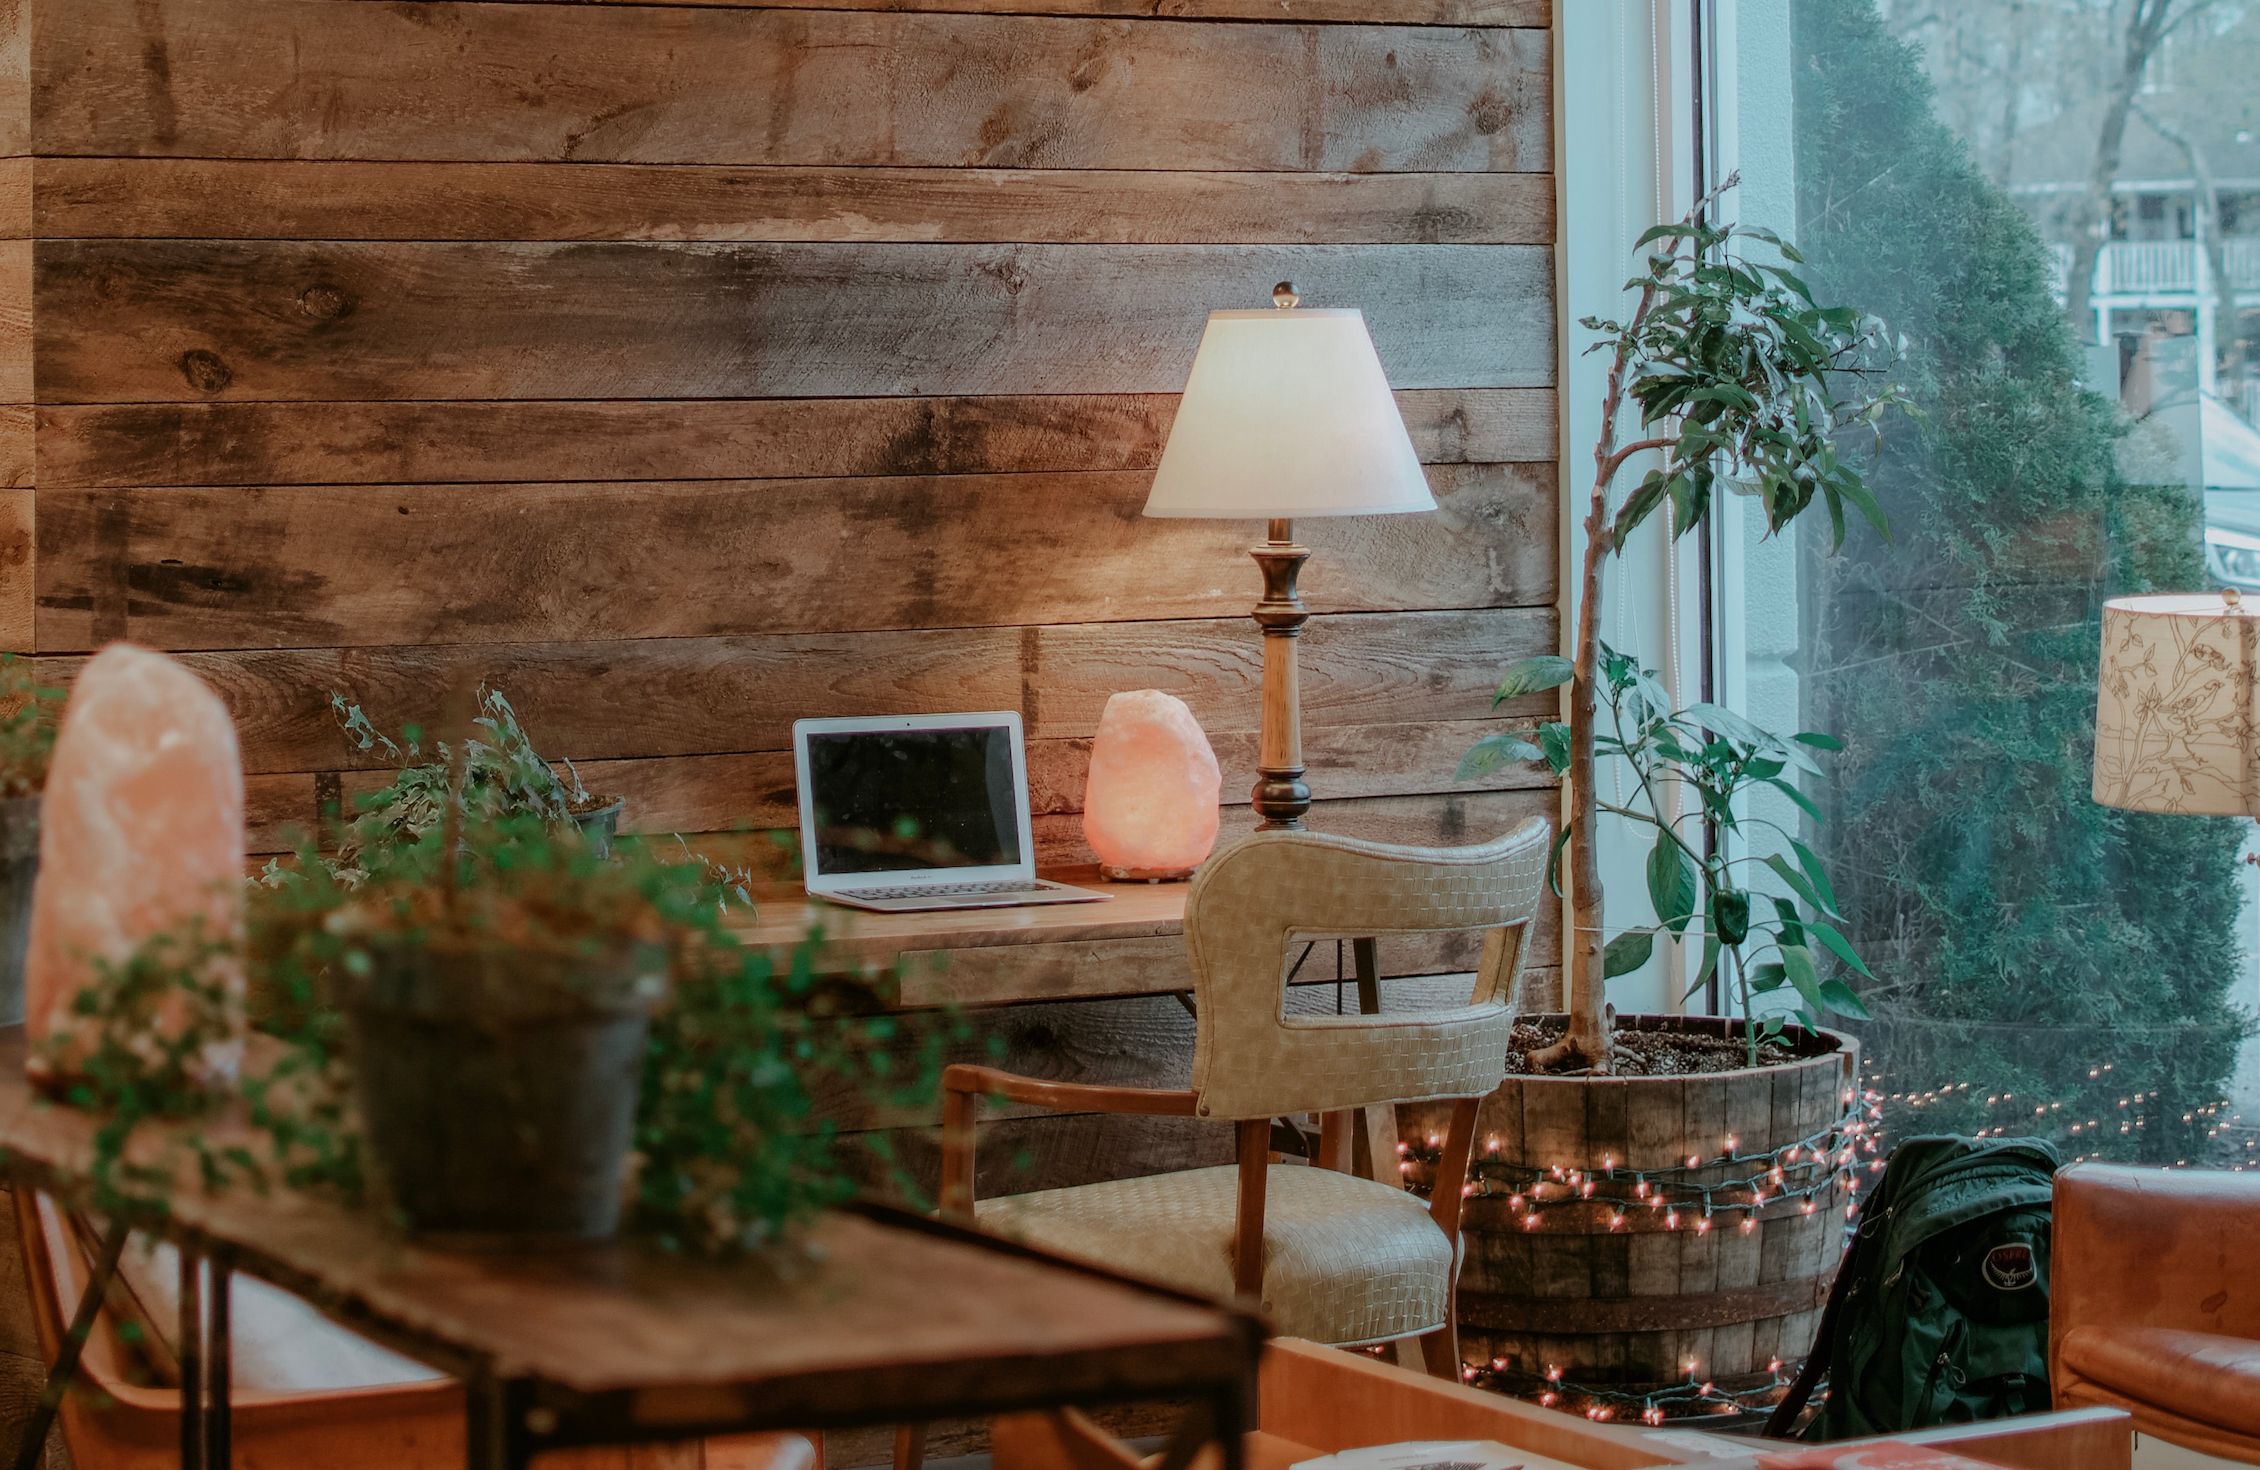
[{"left": 804, "top": 724, "right": 1023, "bottom": 876}]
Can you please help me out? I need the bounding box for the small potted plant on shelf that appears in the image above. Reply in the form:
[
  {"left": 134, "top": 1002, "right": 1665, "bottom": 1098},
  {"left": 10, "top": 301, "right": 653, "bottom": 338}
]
[
  {"left": 273, "top": 726, "right": 679, "bottom": 1240},
  {"left": 0, "top": 654, "right": 61, "bottom": 1018},
  {"left": 1435, "top": 176, "right": 1913, "bottom": 1397},
  {"left": 329, "top": 685, "right": 625, "bottom": 869}
]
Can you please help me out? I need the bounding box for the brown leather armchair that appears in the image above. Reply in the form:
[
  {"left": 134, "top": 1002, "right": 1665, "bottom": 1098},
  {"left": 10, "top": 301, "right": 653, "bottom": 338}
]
[{"left": 2053, "top": 1162, "right": 2260, "bottom": 1463}]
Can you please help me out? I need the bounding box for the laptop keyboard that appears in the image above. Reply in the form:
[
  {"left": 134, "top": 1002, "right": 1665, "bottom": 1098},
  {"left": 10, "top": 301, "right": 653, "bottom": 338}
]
[{"left": 849, "top": 881, "right": 1051, "bottom": 900}]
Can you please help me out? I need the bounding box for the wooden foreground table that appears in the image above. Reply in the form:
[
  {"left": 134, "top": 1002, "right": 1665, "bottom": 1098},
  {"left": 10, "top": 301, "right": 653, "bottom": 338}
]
[{"left": 0, "top": 1030, "right": 1263, "bottom": 1470}]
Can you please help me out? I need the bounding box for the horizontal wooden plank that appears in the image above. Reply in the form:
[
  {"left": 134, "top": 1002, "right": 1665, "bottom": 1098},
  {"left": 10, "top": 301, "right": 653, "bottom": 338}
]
[
  {"left": 0, "top": 0, "right": 21, "bottom": 161},
  {"left": 40, "top": 606, "right": 1556, "bottom": 773},
  {"left": 40, "top": 0, "right": 1550, "bottom": 170},
  {"left": 239, "top": 717, "right": 1554, "bottom": 851},
  {"left": 0, "top": 238, "right": 23, "bottom": 404},
  {"left": 1025, "top": 606, "right": 1557, "bottom": 739},
  {"left": 523, "top": 0, "right": 1549, "bottom": 25},
  {"left": 35, "top": 390, "right": 1555, "bottom": 490},
  {"left": 34, "top": 463, "right": 1554, "bottom": 650},
  {"left": 34, "top": 240, "right": 1552, "bottom": 403},
  {"left": 0, "top": 158, "right": 26, "bottom": 239},
  {"left": 1036, "top": 785, "right": 1555, "bottom": 869},
  {"left": 0, "top": 487, "right": 26, "bottom": 652},
  {"left": 34, "top": 160, "right": 1555, "bottom": 245},
  {"left": 0, "top": 405, "right": 28, "bottom": 487}
]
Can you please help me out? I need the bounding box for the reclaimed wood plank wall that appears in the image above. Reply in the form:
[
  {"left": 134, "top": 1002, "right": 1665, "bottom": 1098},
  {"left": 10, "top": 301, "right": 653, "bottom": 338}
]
[{"left": 21, "top": 0, "right": 1564, "bottom": 1177}]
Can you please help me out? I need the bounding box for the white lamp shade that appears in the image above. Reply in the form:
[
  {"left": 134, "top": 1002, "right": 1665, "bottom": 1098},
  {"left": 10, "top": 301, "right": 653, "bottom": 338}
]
[
  {"left": 2094, "top": 593, "right": 2260, "bottom": 815},
  {"left": 1143, "top": 308, "right": 1436, "bottom": 519}
]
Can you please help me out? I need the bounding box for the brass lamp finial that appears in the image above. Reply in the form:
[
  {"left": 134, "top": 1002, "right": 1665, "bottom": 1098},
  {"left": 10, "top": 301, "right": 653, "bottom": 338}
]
[
  {"left": 2227, "top": 586, "right": 2244, "bottom": 610},
  {"left": 1272, "top": 282, "right": 1300, "bottom": 309}
]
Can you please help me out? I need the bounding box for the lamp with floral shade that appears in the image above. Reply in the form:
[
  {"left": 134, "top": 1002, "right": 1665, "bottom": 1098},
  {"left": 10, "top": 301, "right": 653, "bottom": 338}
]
[{"left": 2093, "top": 589, "right": 2260, "bottom": 817}]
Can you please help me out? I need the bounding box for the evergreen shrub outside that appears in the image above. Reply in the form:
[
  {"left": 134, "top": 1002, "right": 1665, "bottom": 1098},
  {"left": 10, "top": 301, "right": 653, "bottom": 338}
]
[{"left": 1793, "top": 0, "right": 2249, "bottom": 1162}]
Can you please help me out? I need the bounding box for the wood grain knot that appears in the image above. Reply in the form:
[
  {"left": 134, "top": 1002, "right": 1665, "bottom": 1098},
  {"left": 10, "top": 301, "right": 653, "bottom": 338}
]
[
  {"left": 177, "top": 350, "right": 232, "bottom": 394},
  {"left": 299, "top": 284, "right": 356, "bottom": 321},
  {"left": 2203, "top": 1289, "right": 2230, "bottom": 1314}
]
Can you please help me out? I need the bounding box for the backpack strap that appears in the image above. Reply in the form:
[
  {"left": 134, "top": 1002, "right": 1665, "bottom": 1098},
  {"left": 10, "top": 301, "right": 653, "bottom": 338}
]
[{"left": 1764, "top": 1232, "right": 1859, "bottom": 1439}]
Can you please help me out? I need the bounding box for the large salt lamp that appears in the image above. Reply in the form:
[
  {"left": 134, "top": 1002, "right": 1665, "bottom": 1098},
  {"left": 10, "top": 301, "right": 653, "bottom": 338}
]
[
  {"left": 24, "top": 644, "right": 246, "bottom": 1084},
  {"left": 1081, "top": 691, "right": 1221, "bottom": 881}
]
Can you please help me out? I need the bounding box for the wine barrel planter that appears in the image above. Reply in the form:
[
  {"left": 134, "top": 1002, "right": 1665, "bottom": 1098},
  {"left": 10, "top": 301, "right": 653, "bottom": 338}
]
[{"left": 1408, "top": 1014, "right": 1863, "bottom": 1390}]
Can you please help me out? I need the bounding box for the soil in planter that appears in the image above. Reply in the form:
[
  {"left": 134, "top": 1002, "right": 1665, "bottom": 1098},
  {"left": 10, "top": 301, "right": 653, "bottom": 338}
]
[{"left": 1503, "top": 1016, "right": 1805, "bottom": 1075}]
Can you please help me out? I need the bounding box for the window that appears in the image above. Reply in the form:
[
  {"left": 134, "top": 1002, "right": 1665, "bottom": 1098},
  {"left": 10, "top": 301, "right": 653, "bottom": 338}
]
[{"left": 1712, "top": 0, "right": 2260, "bottom": 1167}]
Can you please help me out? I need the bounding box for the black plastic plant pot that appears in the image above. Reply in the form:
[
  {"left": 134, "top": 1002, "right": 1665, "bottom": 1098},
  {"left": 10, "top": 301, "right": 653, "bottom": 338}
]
[
  {"left": 0, "top": 795, "right": 38, "bottom": 1027},
  {"left": 571, "top": 798, "right": 626, "bottom": 860},
  {"left": 340, "top": 936, "right": 667, "bottom": 1242}
]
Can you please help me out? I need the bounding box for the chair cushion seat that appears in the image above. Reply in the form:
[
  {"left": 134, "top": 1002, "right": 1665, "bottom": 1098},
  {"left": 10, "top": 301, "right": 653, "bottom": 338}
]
[
  {"left": 2060, "top": 1325, "right": 2260, "bottom": 1440},
  {"left": 976, "top": 1165, "right": 1452, "bottom": 1345}
]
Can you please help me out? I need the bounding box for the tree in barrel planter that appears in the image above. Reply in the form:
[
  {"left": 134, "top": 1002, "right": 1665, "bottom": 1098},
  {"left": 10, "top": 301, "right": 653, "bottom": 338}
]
[
  {"left": 1460, "top": 177, "right": 1913, "bottom": 1074},
  {"left": 1428, "top": 181, "right": 1920, "bottom": 1401}
]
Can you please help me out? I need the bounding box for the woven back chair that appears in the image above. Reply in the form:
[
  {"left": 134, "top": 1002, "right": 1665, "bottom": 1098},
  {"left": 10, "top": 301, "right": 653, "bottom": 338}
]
[{"left": 940, "top": 819, "right": 1549, "bottom": 1384}]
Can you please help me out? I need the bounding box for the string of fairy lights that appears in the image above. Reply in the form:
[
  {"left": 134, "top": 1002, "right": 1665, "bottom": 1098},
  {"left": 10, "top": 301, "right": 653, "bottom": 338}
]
[
  {"left": 1864, "top": 1058, "right": 2249, "bottom": 1169},
  {"left": 1386, "top": 1052, "right": 2251, "bottom": 1426},
  {"left": 1396, "top": 1087, "right": 1884, "bottom": 1234},
  {"left": 1467, "top": 1359, "right": 1799, "bottom": 1427}
]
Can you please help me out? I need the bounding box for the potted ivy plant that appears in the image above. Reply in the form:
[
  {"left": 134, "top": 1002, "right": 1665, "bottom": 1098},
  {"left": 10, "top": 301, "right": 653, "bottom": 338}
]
[
  {"left": 1434, "top": 178, "right": 1913, "bottom": 1397},
  {"left": 307, "top": 789, "right": 680, "bottom": 1241},
  {"left": 0, "top": 654, "right": 60, "bottom": 1021},
  {"left": 329, "top": 685, "right": 625, "bottom": 868}
]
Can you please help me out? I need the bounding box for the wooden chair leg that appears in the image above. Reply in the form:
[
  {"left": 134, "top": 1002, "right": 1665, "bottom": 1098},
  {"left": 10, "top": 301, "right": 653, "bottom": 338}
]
[
  {"left": 1418, "top": 1321, "right": 1462, "bottom": 1381},
  {"left": 893, "top": 1424, "right": 927, "bottom": 1470},
  {"left": 1361, "top": 1103, "right": 1401, "bottom": 1186}
]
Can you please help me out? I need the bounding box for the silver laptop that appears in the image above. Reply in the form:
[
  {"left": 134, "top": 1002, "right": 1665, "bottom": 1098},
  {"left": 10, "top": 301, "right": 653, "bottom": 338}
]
[{"left": 791, "top": 712, "right": 1109, "bottom": 913}]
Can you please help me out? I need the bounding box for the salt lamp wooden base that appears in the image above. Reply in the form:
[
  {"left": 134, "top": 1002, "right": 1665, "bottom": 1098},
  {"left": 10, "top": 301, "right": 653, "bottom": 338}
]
[{"left": 1099, "top": 864, "right": 1197, "bottom": 883}]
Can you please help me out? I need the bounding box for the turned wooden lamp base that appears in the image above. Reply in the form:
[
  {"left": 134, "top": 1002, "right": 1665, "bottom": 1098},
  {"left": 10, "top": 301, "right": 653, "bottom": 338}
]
[{"left": 1251, "top": 518, "right": 1313, "bottom": 831}]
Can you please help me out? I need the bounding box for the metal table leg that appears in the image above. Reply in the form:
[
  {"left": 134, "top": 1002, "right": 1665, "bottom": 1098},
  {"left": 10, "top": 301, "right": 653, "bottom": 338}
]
[
  {"left": 13, "top": 1215, "right": 130, "bottom": 1470},
  {"left": 179, "top": 1249, "right": 203, "bottom": 1470},
  {"left": 207, "top": 1255, "right": 231, "bottom": 1470}
]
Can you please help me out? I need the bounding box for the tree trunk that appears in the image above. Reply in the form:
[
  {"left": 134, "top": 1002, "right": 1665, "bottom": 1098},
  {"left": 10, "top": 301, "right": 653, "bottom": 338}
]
[
  {"left": 1560, "top": 477, "right": 1612, "bottom": 1070},
  {"left": 2139, "top": 105, "right": 2247, "bottom": 404},
  {"left": 2064, "top": 1, "right": 2189, "bottom": 344}
]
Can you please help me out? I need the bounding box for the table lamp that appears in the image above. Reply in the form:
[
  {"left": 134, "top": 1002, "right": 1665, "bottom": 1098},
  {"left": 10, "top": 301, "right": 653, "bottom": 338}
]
[
  {"left": 1143, "top": 284, "right": 1436, "bottom": 830},
  {"left": 2093, "top": 588, "right": 2260, "bottom": 816}
]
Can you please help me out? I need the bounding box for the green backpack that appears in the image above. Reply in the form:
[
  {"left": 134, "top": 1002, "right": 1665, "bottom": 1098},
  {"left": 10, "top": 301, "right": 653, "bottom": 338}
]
[{"left": 1768, "top": 1135, "right": 2059, "bottom": 1441}]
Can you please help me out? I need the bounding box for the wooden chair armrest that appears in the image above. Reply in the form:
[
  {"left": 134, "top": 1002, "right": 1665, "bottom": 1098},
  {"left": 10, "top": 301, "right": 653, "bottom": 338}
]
[
  {"left": 938, "top": 1066, "right": 1201, "bottom": 1224},
  {"left": 941, "top": 1064, "right": 1199, "bottom": 1117}
]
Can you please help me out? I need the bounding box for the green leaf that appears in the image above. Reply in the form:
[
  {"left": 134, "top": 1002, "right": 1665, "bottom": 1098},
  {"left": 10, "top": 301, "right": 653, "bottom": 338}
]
[
  {"left": 1456, "top": 733, "right": 1543, "bottom": 781},
  {"left": 1762, "top": 852, "right": 1836, "bottom": 918},
  {"left": 1764, "top": 777, "right": 1823, "bottom": 823},
  {"left": 1771, "top": 895, "right": 1805, "bottom": 950},
  {"left": 1685, "top": 932, "right": 1723, "bottom": 1000},
  {"left": 1751, "top": 962, "right": 1787, "bottom": 992},
  {"left": 1789, "top": 839, "right": 1841, "bottom": 915},
  {"left": 1603, "top": 929, "right": 1656, "bottom": 979},
  {"left": 1682, "top": 701, "right": 1782, "bottom": 753},
  {"left": 1806, "top": 919, "right": 1874, "bottom": 979},
  {"left": 1792, "top": 731, "right": 1844, "bottom": 751},
  {"left": 1817, "top": 977, "right": 1871, "bottom": 1020},
  {"left": 1781, "top": 943, "right": 1826, "bottom": 1012},
  {"left": 1493, "top": 656, "right": 1575, "bottom": 703},
  {"left": 1613, "top": 473, "right": 1672, "bottom": 545},
  {"left": 1537, "top": 722, "right": 1573, "bottom": 774},
  {"left": 1647, "top": 835, "right": 1698, "bottom": 934},
  {"left": 1546, "top": 821, "right": 1574, "bottom": 897}
]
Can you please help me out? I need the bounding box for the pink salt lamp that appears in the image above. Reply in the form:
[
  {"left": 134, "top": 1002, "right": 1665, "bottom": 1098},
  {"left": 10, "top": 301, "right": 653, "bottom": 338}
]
[
  {"left": 1081, "top": 690, "right": 1221, "bottom": 881},
  {"left": 24, "top": 644, "right": 246, "bottom": 1084}
]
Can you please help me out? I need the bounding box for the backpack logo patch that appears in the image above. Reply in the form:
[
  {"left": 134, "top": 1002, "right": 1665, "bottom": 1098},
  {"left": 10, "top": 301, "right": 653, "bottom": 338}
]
[{"left": 1983, "top": 1243, "right": 2037, "bottom": 1291}]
